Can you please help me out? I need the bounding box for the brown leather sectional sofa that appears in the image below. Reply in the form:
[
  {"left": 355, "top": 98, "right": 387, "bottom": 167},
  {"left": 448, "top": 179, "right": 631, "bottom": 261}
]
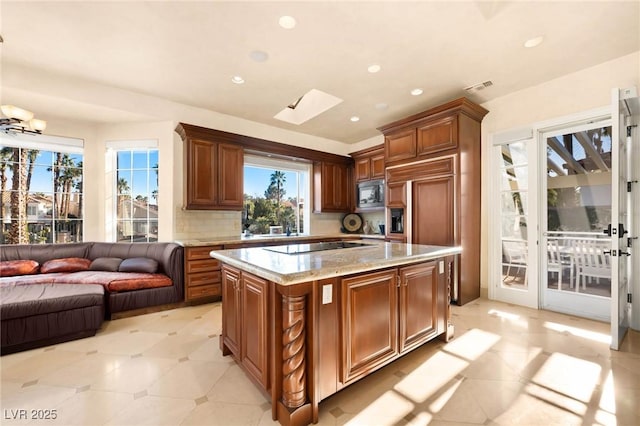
[{"left": 0, "top": 242, "right": 184, "bottom": 354}]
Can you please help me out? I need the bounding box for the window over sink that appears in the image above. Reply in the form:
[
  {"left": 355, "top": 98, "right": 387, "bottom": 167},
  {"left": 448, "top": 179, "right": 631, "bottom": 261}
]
[{"left": 243, "top": 154, "right": 311, "bottom": 236}]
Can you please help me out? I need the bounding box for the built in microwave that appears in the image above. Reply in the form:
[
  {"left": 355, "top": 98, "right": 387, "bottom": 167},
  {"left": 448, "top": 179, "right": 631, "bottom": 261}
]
[{"left": 357, "top": 179, "right": 385, "bottom": 209}]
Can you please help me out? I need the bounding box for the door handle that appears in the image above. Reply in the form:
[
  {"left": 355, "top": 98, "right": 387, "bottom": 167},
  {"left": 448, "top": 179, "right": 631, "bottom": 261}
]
[{"left": 603, "top": 224, "right": 613, "bottom": 236}]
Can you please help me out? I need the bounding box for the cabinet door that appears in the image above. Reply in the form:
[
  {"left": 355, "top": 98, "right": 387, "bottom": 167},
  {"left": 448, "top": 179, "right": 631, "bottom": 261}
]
[
  {"left": 399, "top": 262, "right": 438, "bottom": 353},
  {"left": 355, "top": 157, "right": 371, "bottom": 182},
  {"left": 314, "top": 162, "right": 351, "bottom": 212},
  {"left": 412, "top": 176, "right": 454, "bottom": 246},
  {"left": 217, "top": 143, "right": 244, "bottom": 208},
  {"left": 221, "top": 266, "right": 242, "bottom": 358},
  {"left": 384, "top": 128, "right": 416, "bottom": 163},
  {"left": 386, "top": 182, "right": 406, "bottom": 207},
  {"left": 417, "top": 115, "right": 458, "bottom": 156},
  {"left": 371, "top": 153, "right": 385, "bottom": 179},
  {"left": 341, "top": 270, "right": 398, "bottom": 383},
  {"left": 186, "top": 139, "right": 217, "bottom": 208},
  {"left": 241, "top": 273, "right": 269, "bottom": 388}
]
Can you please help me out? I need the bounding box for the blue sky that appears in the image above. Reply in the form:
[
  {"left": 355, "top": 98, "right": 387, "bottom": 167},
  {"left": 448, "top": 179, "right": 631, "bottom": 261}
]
[{"left": 244, "top": 166, "right": 300, "bottom": 199}]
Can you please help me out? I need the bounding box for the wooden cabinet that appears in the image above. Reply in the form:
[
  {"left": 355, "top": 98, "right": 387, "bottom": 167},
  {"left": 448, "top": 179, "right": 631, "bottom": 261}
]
[
  {"left": 241, "top": 273, "right": 269, "bottom": 388},
  {"left": 379, "top": 98, "right": 488, "bottom": 305},
  {"left": 384, "top": 128, "right": 417, "bottom": 163},
  {"left": 416, "top": 115, "right": 458, "bottom": 156},
  {"left": 221, "top": 265, "right": 269, "bottom": 389},
  {"left": 399, "top": 262, "right": 439, "bottom": 352},
  {"left": 341, "top": 269, "right": 398, "bottom": 383},
  {"left": 340, "top": 261, "right": 442, "bottom": 384},
  {"left": 313, "top": 161, "right": 352, "bottom": 212},
  {"left": 182, "top": 136, "right": 243, "bottom": 210},
  {"left": 412, "top": 175, "right": 455, "bottom": 247},
  {"left": 351, "top": 145, "right": 385, "bottom": 182},
  {"left": 386, "top": 182, "right": 406, "bottom": 208},
  {"left": 185, "top": 245, "right": 222, "bottom": 302},
  {"left": 221, "top": 265, "right": 242, "bottom": 358}
]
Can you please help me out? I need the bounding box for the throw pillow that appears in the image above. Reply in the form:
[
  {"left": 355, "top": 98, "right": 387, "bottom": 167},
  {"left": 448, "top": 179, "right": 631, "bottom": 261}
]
[
  {"left": 0, "top": 259, "right": 40, "bottom": 277},
  {"left": 119, "top": 257, "right": 158, "bottom": 274},
  {"left": 40, "top": 257, "right": 92, "bottom": 274},
  {"left": 90, "top": 257, "right": 123, "bottom": 272}
]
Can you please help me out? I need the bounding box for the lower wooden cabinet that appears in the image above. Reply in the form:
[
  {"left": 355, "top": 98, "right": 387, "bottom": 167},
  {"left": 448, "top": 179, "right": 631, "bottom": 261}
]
[
  {"left": 399, "top": 262, "right": 438, "bottom": 352},
  {"left": 221, "top": 265, "right": 269, "bottom": 389},
  {"left": 221, "top": 265, "right": 241, "bottom": 358},
  {"left": 241, "top": 273, "right": 269, "bottom": 388},
  {"left": 341, "top": 270, "right": 399, "bottom": 383},
  {"left": 185, "top": 246, "right": 222, "bottom": 302},
  {"left": 340, "top": 261, "right": 441, "bottom": 384}
]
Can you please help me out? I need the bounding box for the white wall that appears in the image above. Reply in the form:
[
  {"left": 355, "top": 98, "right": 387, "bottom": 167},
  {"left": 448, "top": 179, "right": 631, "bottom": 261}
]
[{"left": 479, "top": 51, "right": 640, "bottom": 294}]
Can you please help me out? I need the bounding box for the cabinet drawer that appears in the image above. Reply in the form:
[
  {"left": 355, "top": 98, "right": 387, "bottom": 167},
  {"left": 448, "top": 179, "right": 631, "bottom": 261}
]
[
  {"left": 187, "top": 246, "right": 222, "bottom": 260},
  {"left": 187, "top": 284, "right": 221, "bottom": 300},
  {"left": 186, "top": 259, "right": 221, "bottom": 274},
  {"left": 186, "top": 271, "right": 221, "bottom": 287}
]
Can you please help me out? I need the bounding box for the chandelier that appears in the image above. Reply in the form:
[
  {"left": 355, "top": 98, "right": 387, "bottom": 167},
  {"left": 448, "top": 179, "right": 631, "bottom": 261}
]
[{"left": 0, "top": 105, "right": 47, "bottom": 135}]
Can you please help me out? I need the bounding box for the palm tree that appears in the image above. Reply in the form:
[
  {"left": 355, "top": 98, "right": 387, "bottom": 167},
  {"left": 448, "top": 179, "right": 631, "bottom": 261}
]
[
  {"left": 60, "top": 164, "right": 82, "bottom": 218},
  {"left": 25, "top": 150, "right": 39, "bottom": 194},
  {"left": 8, "top": 149, "right": 28, "bottom": 243},
  {"left": 265, "top": 171, "right": 286, "bottom": 226},
  {"left": 0, "top": 147, "right": 14, "bottom": 228}
]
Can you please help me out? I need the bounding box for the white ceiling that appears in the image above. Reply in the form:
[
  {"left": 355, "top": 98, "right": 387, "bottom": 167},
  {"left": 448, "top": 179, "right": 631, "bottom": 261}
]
[{"left": 1, "top": 1, "right": 639, "bottom": 144}]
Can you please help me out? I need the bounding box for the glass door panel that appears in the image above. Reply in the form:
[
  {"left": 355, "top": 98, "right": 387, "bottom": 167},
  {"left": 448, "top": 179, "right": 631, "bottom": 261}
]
[
  {"left": 494, "top": 139, "right": 539, "bottom": 309},
  {"left": 542, "top": 121, "right": 612, "bottom": 321}
]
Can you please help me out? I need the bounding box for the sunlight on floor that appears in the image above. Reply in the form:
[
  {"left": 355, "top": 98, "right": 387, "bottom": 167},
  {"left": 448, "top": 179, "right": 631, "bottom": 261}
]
[
  {"left": 488, "top": 308, "right": 531, "bottom": 329},
  {"left": 441, "top": 328, "right": 501, "bottom": 361},
  {"left": 543, "top": 320, "right": 611, "bottom": 344}
]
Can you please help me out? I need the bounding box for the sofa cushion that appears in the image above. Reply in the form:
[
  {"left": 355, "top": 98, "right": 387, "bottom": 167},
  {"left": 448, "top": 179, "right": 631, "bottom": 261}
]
[
  {"left": 52, "top": 271, "right": 172, "bottom": 292},
  {"left": 119, "top": 257, "right": 158, "bottom": 274},
  {"left": 0, "top": 273, "right": 67, "bottom": 287},
  {"left": 41, "top": 258, "right": 92, "bottom": 274},
  {"left": 90, "top": 257, "right": 123, "bottom": 272},
  {"left": 0, "top": 283, "right": 104, "bottom": 321},
  {"left": 0, "top": 260, "right": 39, "bottom": 277}
]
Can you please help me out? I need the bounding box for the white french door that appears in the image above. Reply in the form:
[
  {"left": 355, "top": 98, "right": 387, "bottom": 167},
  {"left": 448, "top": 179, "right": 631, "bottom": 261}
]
[
  {"left": 491, "top": 129, "right": 539, "bottom": 309},
  {"left": 540, "top": 118, "right": 613, "bottom": 322}
]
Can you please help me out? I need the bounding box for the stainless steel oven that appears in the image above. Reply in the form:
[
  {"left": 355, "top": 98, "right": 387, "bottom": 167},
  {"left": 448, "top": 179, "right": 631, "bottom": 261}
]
[{"left": 357, "top": 179, "right": 384, "bottom": 209}]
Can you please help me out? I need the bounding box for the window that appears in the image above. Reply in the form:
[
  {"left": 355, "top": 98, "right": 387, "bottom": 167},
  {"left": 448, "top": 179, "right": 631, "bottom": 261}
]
[
  {"left": 115, "top": 149, "right": 158, "bottom": 242},
  {"left": 0, "top": 143, "right": 84, "bottom": 244},
  {"left": 243, "top": 155, "right": 310, "bottom": 235}
]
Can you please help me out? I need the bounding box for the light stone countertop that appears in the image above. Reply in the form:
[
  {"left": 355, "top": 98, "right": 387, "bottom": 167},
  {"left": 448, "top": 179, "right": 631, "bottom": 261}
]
[
  {"left": 175, "top": 233, "right": 385, "bottom": 247},
  {"left": 208, "top": 241, "right": 461, "bottom": 285}
]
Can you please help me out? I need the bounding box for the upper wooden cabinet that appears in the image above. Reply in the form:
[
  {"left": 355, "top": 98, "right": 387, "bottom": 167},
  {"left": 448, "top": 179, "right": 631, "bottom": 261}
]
[
  {"left": 379, "top": 98, "right": 487, "bottom": 166},
  {"left": 351, "top": 145, "right": 385, "bottom": 182},
  {"left": 384, "top": 128, "right": 416, "bottom": 164},
  {"left": 314, "top": 161, "right": 352, "bottom": 213},
  {"left": 176, "top": 122, "right": 354, "bottom": 212},
  {"left": 416, "top": 115, "right": 458, "bottom": 156},
  {"left": 178, "top": 128, "right": 244, "bottom": 210}
]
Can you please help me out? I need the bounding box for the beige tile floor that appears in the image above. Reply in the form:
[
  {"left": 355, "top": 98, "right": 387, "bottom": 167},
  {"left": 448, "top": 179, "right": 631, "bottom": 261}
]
[{"left": 1, "top": 298, "right": 639, "bottom": 426}]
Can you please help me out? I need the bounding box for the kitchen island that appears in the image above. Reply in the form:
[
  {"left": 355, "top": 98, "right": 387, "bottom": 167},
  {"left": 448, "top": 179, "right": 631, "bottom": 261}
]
[{"left": 209, "top": 241, "right": 460, "bottom": 426}]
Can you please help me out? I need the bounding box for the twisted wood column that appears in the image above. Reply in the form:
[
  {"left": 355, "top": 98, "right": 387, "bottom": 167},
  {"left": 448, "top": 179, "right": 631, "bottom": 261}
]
[{"left": 281, "top": 294, "right": 306, "bottom": 408}]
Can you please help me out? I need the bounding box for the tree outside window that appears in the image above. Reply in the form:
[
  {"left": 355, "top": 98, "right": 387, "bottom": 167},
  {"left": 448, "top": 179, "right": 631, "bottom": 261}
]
[{"left": 0, "top": 146, "right": 83, "bottom": 244}]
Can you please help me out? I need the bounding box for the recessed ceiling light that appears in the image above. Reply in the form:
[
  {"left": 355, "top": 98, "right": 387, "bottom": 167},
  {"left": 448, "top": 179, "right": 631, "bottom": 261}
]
[
  {"left": 367, "top": 64, "right": 381, "bottom": 73},
  {"left": 249, "top": 50, "right": 269, "bottom": 62},
  {"left": 410, "top": 88, "right": 423, "bottom": 96},
  {"left": 231, "top": 76, "right": 245, "bottom": 84},
  {"left": 279, "top": 16, "right": 297, "bottom": 29},
  {"left": 375, "top": 103, "right": 388, "bottom": 110},
  {"left": 524, "top": 35, "right": 544, "bottom": 48},
  {"left": 350, "top": 116, "right": 360, "bottom": 122}
]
